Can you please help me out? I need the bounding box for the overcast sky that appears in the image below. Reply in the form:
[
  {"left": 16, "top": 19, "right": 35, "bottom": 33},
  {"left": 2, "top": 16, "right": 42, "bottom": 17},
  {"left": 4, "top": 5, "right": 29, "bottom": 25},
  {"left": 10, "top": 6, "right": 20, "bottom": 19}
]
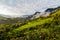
[{"left": 0, "top": 0, "right": 60, "bottom": 17}]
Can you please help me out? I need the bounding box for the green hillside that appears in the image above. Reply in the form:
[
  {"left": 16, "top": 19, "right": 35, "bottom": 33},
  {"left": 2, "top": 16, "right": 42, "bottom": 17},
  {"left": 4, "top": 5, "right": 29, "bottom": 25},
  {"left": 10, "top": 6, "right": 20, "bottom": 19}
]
[{"left": 0, "top": 8, "right": 60, "bottom": 40}]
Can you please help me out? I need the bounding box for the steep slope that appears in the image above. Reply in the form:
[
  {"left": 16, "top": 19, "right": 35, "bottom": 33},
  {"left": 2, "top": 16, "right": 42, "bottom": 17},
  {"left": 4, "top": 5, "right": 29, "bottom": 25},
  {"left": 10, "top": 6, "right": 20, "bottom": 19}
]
[
  {"left": 27, "top": 7, "right": 58, "bottom": 20},
  {"left": 0, "top": 7, "right": 60, "bottom": 40},
  {"left": 5, "top": 7, "right": 60, "bottom": 40},
  {"left": 11, "top": 8, "right": 60, "bottom": 32}
]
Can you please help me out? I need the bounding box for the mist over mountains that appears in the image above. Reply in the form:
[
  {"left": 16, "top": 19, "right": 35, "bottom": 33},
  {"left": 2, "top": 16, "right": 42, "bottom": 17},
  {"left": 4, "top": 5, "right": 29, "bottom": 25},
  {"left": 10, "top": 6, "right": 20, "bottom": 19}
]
[
  {"left": 0, "top": 6, "right": 59, "bottom": 24},
  {"left": 0, "top": 6, "right": 59, "bottom": 18}
]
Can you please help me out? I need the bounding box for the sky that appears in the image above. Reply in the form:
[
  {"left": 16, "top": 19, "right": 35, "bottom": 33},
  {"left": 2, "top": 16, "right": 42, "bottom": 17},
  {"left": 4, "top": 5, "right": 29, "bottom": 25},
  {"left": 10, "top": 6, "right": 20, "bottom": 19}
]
[{"left": 0, "top": 0, "right": 60, "bottom": 17}]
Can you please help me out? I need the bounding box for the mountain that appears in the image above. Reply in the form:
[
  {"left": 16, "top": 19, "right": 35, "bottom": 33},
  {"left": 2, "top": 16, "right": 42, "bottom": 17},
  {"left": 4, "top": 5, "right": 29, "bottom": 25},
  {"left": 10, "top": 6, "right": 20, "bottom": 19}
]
[
  {"left": 45, "top": 8, "right": 57, "bottom": 12},
  {"left": 29, "top": 12, "right": 41, "bottom": 20},
  {"left": 0, "top": 14, "right": 26, "bottom": 24},
  {"left": 0, "top": 6, "right": 60, "bottom": 40},
  {"left": 5, "top": 7, "right": 60, "bottom": 40},
  {"left": 0, "top": 6, "right": 59, "bottom": 24},
  {"left": 21, "top": 6, "right": 60, "bottom": 22},
  {"left": 31, "top": 6, "right": 60, "bottom": 19}
]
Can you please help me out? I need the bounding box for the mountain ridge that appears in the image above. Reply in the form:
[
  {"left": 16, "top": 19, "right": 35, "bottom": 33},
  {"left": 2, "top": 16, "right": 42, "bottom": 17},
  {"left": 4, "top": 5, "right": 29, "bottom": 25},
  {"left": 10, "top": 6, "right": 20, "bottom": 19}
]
[{"left": 0, "top": 6, "right": 59, "bottom": 24}]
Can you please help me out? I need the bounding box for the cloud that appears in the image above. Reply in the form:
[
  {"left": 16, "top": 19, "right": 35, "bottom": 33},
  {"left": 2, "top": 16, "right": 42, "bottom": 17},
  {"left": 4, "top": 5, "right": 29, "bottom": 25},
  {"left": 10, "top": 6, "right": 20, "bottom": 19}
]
[
  {"left": 0, "top": 0, "right": 60, "bottom": 17},
  {"left": 15, "top": 3, "right": 36, "bottom": 15},
  {"left": 0, "top": 4, "right": 35, "bottom": 17},
  {"left": 0, "top": 5, "right": 21, "bottom": 17}
]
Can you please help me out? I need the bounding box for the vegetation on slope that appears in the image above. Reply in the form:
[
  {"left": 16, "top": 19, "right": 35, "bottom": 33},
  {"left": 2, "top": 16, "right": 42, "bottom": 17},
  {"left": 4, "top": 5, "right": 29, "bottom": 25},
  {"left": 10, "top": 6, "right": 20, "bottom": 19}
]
[{"left": 0, "top": 8, "right": 60, "bottom": 40}]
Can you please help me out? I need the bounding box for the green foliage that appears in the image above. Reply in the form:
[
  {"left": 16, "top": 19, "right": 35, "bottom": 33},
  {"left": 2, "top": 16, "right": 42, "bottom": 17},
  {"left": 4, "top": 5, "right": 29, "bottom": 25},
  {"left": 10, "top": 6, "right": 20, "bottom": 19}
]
[{"left": 0, "top": 9, "right": 60, "bottom": 40}]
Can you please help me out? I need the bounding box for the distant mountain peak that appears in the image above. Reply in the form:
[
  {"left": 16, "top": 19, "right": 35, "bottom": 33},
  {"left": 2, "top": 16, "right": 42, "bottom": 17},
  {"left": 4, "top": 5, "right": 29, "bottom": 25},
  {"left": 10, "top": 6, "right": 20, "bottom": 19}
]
[
  {"left": 34, "top": 12, "right": 41, "bottom": 15},
  {"left": 45, "top": 8, "right": 57, "bottom": 12}
]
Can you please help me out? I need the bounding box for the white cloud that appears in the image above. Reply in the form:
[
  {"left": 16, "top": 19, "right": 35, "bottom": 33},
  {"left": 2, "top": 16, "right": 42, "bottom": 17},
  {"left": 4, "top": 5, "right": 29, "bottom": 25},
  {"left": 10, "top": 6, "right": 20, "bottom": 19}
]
[
  {"left": 0, "top": 4, "right": 35, "bottom": 17},
  {"left": 15, "top": 3, "right": 36, "bottom": 14},
  {"left": 0, "top": 5, "right": 22, "bottom": 17},
  {"left": 0, "top": 0, "right": 60, "bottom": 17}
]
